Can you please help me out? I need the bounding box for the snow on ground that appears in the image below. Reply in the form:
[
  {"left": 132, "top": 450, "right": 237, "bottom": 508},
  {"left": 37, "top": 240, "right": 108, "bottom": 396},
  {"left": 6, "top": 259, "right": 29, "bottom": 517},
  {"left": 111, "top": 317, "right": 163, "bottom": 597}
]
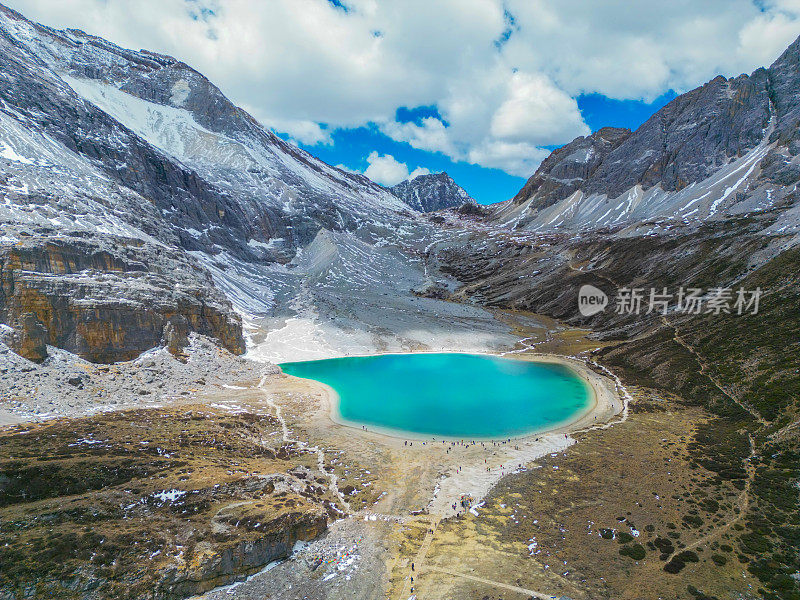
[
  {"left": 192, "top": 224, "right": 522, "bottom": 365},
  {"left": 0, "top": 139, "right": 33, "bottom": 164},
  {"left": 427, "top": 433, "right": 573, "bottom": 517},
  {"left": 497, "top": 133, "right": 795, "bottom": 234},
  {"left": 152, "top": 489, "right": 187, "bottom": 504},
  {"left": 247, "top": 317, "right": 369, "bottom": 364},
  {"left": 245, "top": 314, "right": 521, "bottom": 365}
]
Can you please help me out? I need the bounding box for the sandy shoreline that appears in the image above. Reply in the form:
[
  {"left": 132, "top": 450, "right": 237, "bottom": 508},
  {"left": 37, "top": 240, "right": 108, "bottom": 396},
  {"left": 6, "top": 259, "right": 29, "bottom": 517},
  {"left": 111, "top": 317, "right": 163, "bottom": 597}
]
[
  {"left": 277, "top": 351, "right": 623, "bottom": 517},
  {"left": 281, "top": 351, "right": 620, "bottom": 443},
  {"left": 427, "top": 353, "right": 622, "bottom": 516}
]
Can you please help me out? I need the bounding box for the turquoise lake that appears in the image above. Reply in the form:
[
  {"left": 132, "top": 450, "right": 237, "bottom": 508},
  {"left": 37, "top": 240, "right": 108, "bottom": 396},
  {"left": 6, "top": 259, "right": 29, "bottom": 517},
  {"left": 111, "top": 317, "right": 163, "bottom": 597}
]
[{"left": 280, "top": 353, "right": 592, "bottom": 439}]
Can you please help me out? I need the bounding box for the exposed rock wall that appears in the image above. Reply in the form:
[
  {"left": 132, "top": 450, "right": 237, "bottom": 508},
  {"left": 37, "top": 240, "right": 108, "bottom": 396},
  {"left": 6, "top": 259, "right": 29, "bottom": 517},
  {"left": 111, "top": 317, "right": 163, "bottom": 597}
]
[
  {"left": 390, "top": 172, "right": 476, "bottom": 212},
  {"left": 494, "top": 40, "right": 800, "bottom": 233},
  {"left": 510, "top": 126, "right": 631, "bottom": 208},
  {"left": 508, "top": 71, "right": 772, "bottom": 213},
  {"left": 160, "top": 512, "right": 327, "bottom": 598},
  {"left": 0, "top": 235, "right": 245, "bottom": 363}
]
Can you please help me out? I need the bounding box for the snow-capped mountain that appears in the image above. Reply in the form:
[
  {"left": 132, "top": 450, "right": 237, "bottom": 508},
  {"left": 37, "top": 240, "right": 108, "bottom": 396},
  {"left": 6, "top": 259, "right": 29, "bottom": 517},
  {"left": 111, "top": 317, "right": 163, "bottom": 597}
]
[
  {"left": 493, "top": 38, "right": 800, "bottom": 235},
  {"left": 0, "top": 3, "right": 432, "bottom": 362},
  {"left": 0, "top": 4, "right": 415, "bottom": 262},
  {"left": 390, "top": 172, "right": 476, "bottom": 212}
]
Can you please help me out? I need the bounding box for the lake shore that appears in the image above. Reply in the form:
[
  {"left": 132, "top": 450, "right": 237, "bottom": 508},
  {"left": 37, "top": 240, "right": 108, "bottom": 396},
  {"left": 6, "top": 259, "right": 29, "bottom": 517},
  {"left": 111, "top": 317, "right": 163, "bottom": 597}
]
[
  {"left": 277, "top": 351, "right": 624, "bottom": 517},
  {"left": 282, "top": 352, "right": 620, "bottom": 442}
]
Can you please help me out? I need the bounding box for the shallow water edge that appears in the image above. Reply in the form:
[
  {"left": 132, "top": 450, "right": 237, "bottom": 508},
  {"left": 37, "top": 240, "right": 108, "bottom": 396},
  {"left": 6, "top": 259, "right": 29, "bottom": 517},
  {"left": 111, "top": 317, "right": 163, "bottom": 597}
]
[{"left": 279, "top": 352, "right": 604, "bottom": 442}]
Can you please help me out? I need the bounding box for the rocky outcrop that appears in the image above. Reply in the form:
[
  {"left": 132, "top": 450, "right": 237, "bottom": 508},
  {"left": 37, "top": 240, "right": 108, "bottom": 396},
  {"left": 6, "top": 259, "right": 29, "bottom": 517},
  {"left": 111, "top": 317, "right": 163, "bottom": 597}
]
[
  {"left": 3, "top": 312, "right": 49, "bottom": 363},
  {"left": 162, "top": 315, "right": 190, "bottom": 357},
  {"left": 160, "top": 511, "right": 327, "bottom": 598},
  {"left": 510, "top": 126, "right": 631, "bottom": 209},
  {"left": 0, "top": 234, "right": 245, "bottom": 363},
  {"left": 509, "top": 72, "right": 771, "bottom": 213},
  {"left": 390, "top": 172, "right": 476, "bottom": 212},
  {"left": 495, "top": 37, "right": 800, "bottom": 232}
]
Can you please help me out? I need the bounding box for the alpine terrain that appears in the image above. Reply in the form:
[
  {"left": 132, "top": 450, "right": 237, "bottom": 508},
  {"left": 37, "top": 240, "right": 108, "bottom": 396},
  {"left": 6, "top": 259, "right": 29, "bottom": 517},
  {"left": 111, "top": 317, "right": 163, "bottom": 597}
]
[
  {"left": 389, "top": 172, "right": 477, "bottom": 213},
  {"left": 0, "top": 4, "right": 798, "bottom": 600}
]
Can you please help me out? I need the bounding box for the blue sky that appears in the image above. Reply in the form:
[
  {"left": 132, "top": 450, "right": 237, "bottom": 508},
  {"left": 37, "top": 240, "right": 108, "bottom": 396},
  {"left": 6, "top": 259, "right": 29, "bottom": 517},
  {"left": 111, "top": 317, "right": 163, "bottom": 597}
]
[
  {"left": 12, "top": 1, "right": 800, "bottom": 205},
  {"left": 280, "top": 91, "right": 679, "bottom": 204}
]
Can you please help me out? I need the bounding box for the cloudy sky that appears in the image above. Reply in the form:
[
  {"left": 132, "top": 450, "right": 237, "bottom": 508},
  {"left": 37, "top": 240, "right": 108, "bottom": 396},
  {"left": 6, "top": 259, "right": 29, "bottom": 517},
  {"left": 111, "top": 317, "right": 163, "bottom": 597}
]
[{"left": 10, "top": 0, "right": 800, "bottom": 202}]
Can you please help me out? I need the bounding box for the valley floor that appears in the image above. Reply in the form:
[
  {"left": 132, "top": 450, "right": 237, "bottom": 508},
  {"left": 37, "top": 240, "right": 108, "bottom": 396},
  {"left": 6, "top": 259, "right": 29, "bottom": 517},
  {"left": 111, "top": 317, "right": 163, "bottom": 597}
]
[
  {"left": 189, "top": 343, "right": 625, "bottom": 600},
  {"left": 0, "top": 307, "right": 770, "bottom": 600}
]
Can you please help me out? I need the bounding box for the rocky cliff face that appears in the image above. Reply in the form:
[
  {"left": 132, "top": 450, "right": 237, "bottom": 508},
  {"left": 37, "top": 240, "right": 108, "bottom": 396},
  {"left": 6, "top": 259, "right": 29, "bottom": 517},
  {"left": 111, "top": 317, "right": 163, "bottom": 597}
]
[
  {"left": 390, "top": 172, "right": 476, "bottom": 212},
  {"left": 0, "top": 234, "right": 245, "bottom": 362},
  {"left": 510, "top": 126, "right": 631, "bottom": 210},
  {"left": 494, "top": 38, "right": 800, "bottom": 233},
  {"left": 158, "top": 507, "right": 327, "bottom": 598},
  {"left": 0, "top": 3, "right": 427, "bottom": 362}
]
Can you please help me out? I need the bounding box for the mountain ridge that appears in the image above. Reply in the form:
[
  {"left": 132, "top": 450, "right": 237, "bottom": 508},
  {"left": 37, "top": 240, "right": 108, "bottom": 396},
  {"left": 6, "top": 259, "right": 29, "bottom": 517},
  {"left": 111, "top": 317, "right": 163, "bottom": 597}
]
[
  {"left": 389, "top": 171, "right": 476, "bottom": 212},
  {"left": 0, "top": 2, "right": 428, "bottom": 362},
  {"left": 494, "top": 37, "right": 800, "bottom": 234}
]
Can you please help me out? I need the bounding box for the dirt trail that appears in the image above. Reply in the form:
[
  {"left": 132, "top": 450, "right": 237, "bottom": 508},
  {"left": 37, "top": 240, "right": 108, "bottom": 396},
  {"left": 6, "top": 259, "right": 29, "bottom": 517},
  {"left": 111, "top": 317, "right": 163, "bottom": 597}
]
[
  {"left": 656, "top": 318, "right": 765, "bottom": 556},
  {"left": 258, "top": 373, "right": 352, "bottom": 513},
  {"left": 684, "top": 433, "right": 757, "bottom": 553},
  {"left": 424, "top": 566, "right": 554, "bottom": 599},
  {"left": 395, "top": 516, "right": 440, "bottom": 599},
  {"left": 661, "top": 316, "right": 766, "bottom": 426}
]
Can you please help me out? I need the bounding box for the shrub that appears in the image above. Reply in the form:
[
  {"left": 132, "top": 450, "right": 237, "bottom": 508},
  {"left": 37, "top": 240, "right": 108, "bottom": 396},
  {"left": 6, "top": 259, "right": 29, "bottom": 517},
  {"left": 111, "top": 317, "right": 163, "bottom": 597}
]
[
  {"left": 620, "top": 544, "right": 646, "bottom": 561},
  {"left": 683, "top": 514, "right": 704, "bottom": 528},
  {"left": 675, "top": 550, "right": 700, "bottom": 563},
  {"left": 664, "top": 557, "right": 685, "bottom": 573}
]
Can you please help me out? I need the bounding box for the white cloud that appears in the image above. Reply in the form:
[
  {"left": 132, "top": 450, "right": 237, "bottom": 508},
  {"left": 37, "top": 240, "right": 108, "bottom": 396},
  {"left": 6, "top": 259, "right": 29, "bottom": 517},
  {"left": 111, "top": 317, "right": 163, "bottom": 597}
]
[
  {"left": 8, "top": 0, "right": 800, "bottom": 177},
  {"left": 490, "top": 72, "right": 590, "bottom": 144},
  {"left": 263, "top": 118, "right": 332, "bottom": 146},
  {"left": 501, "top": 0, "right": 800, "bottom": 100},
  {"left": 468, "top": 141, "right": 550, "bottom": 177},
  {"left": 738, "top": 10, "right": 800, "bottom": 68},
  {"left": 409, "top": 166, "right": 431, "bottom": 180},
  {"left": 379, "top": 117, "right": 456, "bottom": 156},
  {"left": 376, "top": 70, "right": 588, "bottom": 174},
  {"left": 362, "top": 151, "right": 430, "bottom": 186}
]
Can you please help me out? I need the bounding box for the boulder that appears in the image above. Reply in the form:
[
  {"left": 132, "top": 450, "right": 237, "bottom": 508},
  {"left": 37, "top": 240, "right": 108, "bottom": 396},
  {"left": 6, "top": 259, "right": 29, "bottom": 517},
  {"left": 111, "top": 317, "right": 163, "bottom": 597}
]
[
  {"left": 162, "top": 315, "right": 190, "bottom": 356},
  {"left": 8, "top": 313, "right": 48, "bottom": 363}
]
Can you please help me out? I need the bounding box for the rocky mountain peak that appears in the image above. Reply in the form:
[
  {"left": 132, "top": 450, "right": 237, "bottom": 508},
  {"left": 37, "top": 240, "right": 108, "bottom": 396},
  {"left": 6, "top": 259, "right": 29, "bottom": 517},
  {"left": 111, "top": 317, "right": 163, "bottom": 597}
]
[
  {"left": 509, "top": 126, "right": 632, "bottom": 209},
  {"left": 389, "top": 172, "right": 476, "bottom": 212},
  {"left": 494, "top": 36, "right": 800, "bottom": 232}
]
